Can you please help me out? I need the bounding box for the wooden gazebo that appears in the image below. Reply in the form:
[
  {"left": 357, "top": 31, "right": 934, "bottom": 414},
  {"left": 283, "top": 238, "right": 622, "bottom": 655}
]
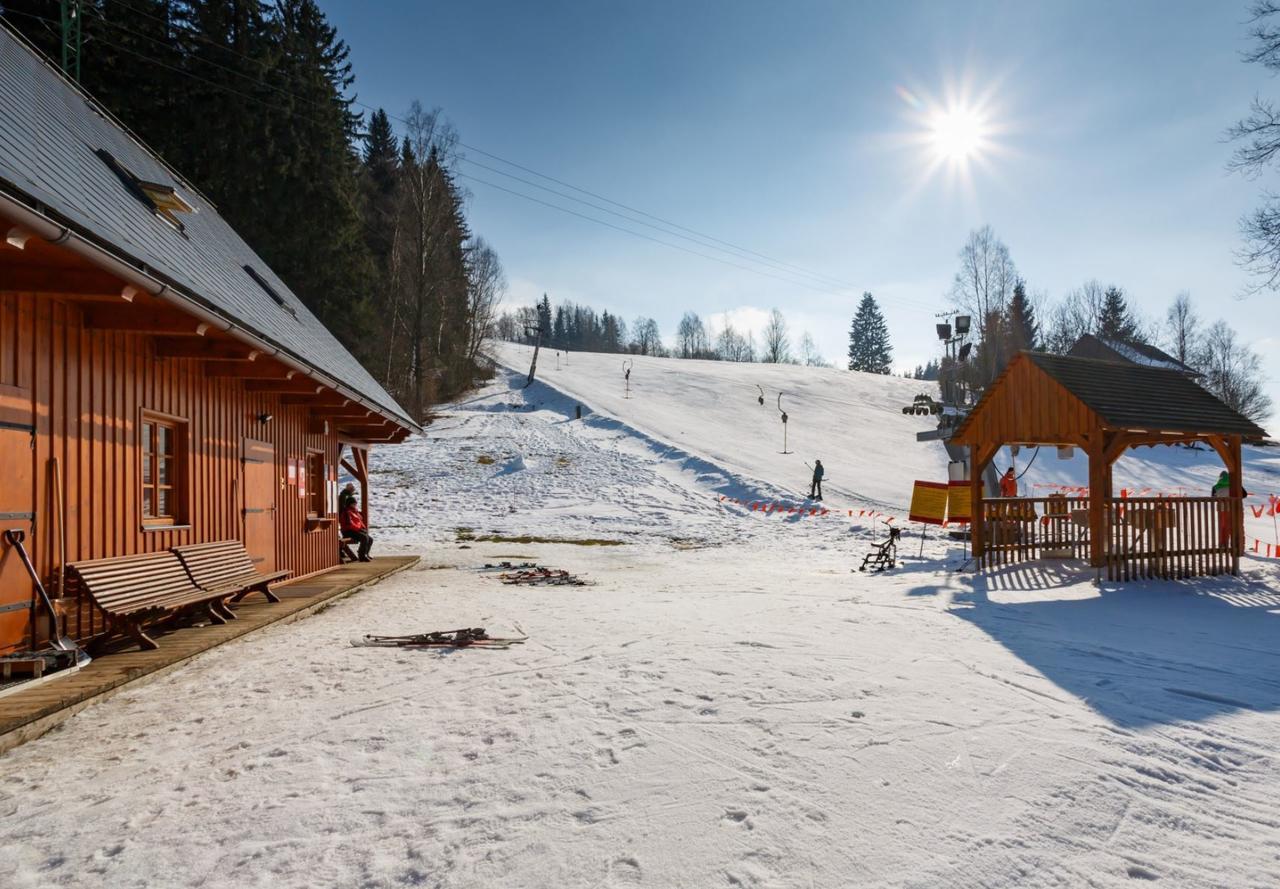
[{"left": 952, "top": 352, "right": 1267, "bottom": 580}]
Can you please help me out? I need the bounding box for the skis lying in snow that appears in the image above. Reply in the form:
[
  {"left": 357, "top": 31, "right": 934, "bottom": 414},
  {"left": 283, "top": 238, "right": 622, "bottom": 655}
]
[
  {"left": 475, "top": 561, "right": 540, "bottom": 572},
  {"left": 498, "top": 567, "right": 589, "bottom": 586},
  {"left": 351, "top": 627, "right": 528, "bottom": 649}
]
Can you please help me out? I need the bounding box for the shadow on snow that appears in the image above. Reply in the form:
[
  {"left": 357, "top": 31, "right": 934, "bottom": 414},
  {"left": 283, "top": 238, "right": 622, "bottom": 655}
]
[{"left": 942, "top": 560, "right": 1280, "bottom": 728}]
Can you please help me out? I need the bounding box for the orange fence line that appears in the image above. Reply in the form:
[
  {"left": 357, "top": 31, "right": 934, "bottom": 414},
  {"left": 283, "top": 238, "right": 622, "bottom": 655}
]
[{"left": 715, "top": 494, "right": 1280, "bottom": 559}]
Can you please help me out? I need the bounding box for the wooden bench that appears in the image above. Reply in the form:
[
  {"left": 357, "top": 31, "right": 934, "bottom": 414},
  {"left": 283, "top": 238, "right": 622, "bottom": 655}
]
[
  {"left": 340, "top": 534, "right": 360, "bottom": 562},
  {"left": 173, "top": 540, "right": 288, "bottom": 606},
  {"left": 65, "top": 552, "right": 238, "bottom": 651}
]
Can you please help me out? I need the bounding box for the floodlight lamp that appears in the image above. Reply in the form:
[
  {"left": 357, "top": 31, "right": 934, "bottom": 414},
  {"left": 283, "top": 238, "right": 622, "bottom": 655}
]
[
  {"left": 958, "top": 342, "right": 973, "bottom": 361},
  {"left": 936, "top": 323, "right": 952, "bottom": 341},
  {"left": 955, "top": 315, "right": 971, "bottom": 335}
]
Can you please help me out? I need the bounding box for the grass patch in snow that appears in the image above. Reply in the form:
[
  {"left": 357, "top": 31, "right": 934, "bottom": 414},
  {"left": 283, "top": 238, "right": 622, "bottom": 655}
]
[{"left": 472, "top": 534, "right": 626, "bottom": 546}]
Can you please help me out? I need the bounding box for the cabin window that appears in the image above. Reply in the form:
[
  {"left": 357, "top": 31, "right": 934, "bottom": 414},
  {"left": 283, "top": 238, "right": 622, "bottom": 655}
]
[
  {"left": 306, "top": 450, "right": 325, "bottom": 518},
  {"left": 95, "top": 149, "right": 193, "bottom": 234},
  {"left": 141, "top": 413, "right": 186, "bottom": 525}
]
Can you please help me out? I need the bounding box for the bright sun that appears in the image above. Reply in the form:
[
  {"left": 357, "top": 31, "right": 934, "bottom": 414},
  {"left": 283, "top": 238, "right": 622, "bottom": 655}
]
[{"left": 929, "top": 105, "right": 985, "bottom": 162}]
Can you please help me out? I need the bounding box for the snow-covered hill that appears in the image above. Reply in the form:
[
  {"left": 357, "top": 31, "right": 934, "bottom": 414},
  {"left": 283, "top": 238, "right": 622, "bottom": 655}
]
[
  {"left": 491, "top": 342, "right": 949, "bottom": 510},
  {"left": 491, "top": 343, "right": 1280, "bottom": 542}
]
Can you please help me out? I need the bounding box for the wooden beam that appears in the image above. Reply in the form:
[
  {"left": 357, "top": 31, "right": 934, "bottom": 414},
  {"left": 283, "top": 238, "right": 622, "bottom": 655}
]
[
  {"left": 154, "top": 337, "right": 259, "bottom": 361},
  {"left": 315, "top": 409, "right": 373, "bottom": 421},
  {"left": 204, "top": 363, "right": 295, "bottom": 379},
  {"left": 0, "top": 265, "right": 127, "bottom": 297},
  {"left": 279, "top": 393, "right": 350, "bottom": 406},
  {"left": 83, "top": 305, "right": 208, "bottom": 335},
  {"left": 337, "top": 424, "right": 396, "bottom": 438},
  {"left": 243, "top": 379, "right": 324, "bottom": 393}
]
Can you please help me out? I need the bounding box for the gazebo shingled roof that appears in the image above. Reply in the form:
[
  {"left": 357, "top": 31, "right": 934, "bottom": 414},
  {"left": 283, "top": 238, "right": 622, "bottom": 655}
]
[{"left": 953, "top": 352, "right": 1267, "bottom": 444}]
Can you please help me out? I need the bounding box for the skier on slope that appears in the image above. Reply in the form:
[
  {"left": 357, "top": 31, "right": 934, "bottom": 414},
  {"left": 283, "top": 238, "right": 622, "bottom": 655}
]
[{"left": 809, "top": 460, "right": 824, "bottom": 501}]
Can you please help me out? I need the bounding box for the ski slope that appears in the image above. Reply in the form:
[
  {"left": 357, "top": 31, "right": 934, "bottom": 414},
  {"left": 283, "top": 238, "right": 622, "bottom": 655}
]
[
  {"left": 491, "top": 343, "right": 1280, "bottom": 542},
  {"left": 491, "top": 342, "right": 949, "bottom": 510}
]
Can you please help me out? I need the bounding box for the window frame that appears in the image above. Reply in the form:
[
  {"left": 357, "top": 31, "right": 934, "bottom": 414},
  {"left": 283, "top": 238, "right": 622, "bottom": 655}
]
[
  {"left": 306, "top": 449, "right": 326, "bottom": 519},
  {"left": 140, "top": 409, "right": 188, "bottom": 528}
]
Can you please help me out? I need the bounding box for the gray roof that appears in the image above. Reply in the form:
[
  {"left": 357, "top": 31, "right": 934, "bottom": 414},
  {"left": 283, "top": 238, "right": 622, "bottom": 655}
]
[
  {"left": 1067, "top": 333, "right": 1199, "bottom": 376},
  {"left": 1027, "top": 352, "right": 1267, "bottom": 439},
  {"left": 0, "top": 26, "right": 414, "bottom": 428}
]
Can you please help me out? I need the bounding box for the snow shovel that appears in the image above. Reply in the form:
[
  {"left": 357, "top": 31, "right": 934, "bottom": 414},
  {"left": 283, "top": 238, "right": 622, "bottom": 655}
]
[{"left": 3, "top": 530, "right": 90, "bottom": 667}]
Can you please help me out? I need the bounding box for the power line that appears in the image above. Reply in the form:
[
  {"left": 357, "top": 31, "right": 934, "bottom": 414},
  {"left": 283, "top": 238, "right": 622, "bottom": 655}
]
[
  {"left": 46, "top": 0, "right": 872, "bottom": 295},
  {"left": 5, "top": 7, "right": 941, "bottom": 315},
  {"left": 70, "top": 4, "right": 867, "bottom": 293}
]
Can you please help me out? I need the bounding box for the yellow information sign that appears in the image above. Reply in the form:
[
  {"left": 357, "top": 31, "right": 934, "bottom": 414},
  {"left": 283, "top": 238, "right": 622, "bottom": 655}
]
[
  {"left": 909, "top": 481, "right": 949, "bottom": 526},
  {"left": 947, "top": 481, "right": 972, "bottom": 525}
]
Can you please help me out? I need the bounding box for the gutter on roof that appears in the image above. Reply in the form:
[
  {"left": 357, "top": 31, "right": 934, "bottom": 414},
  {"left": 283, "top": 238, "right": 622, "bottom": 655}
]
[{"left": 0, "top": 191, "right": 419, "bottom": 435}]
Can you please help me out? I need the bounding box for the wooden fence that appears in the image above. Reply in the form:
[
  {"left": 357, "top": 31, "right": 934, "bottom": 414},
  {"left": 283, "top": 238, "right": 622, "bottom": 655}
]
[
  {"left": 980, "top": 496, "right": 1090, "bottom": 568},
  {"left": 1104, "top": 496, "right": 1238, "bottom": 581},
  {"left": 979, "top": 495, "right": 1240, "bottom": 579}
]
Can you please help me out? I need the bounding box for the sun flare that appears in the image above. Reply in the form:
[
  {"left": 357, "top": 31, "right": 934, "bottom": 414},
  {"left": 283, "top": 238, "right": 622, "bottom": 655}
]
[{"left": 929, "top": 105, "right": 985, "bottom": 162}]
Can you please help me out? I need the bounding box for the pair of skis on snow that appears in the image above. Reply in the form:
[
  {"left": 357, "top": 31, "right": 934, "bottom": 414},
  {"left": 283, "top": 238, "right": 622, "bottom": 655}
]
[{"left": 352, "top": 626, "right": 527, "bottom": 650}]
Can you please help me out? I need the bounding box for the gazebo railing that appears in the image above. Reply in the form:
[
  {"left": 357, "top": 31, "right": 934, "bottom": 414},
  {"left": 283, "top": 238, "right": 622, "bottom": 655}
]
[
  {"left": 1105, "top": 496, "right": 1238, "bottom": 581},
  {"left": 980, "top": 496, "right": 1091, "bottom": 567}
]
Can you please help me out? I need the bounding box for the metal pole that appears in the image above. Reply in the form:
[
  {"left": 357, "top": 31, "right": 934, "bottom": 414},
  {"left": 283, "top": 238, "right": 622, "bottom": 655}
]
[{"left": 61, "top": 0, "right": 82, "bottom": 82}]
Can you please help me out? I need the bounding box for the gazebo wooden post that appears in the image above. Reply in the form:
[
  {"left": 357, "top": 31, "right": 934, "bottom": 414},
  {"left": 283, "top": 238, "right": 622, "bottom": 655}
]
[
  {"left": 969, "top": 442, "right": 999, "bottom": 562},
  {"left": 1206, "top": 433, "right": 1246, "bottom": 575},
  {"left": 1086, "top": 432, "right": 1107, "bottom": 571},
  {"left": 1220, "top": 434, "right": 1244, "bottom": 574}
]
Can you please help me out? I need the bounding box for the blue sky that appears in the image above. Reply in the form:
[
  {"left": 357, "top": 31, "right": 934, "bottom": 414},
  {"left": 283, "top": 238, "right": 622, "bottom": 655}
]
[{"left": 324, "top": 0, "right": 1279, "bottom": 427}]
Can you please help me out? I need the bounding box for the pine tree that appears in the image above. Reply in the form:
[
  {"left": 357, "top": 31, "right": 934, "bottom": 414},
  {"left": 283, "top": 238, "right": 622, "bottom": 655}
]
[
  {"left": 360, "top": 108, "right": 399, "bottom": 271},
  {"left": 847, "top": 292, "right": 892, "bottom": 373},
  {"left": 1097, "top": 286, "right": 1141, "bottom": 343},
  {"left": 537, "top": 295, "right": 553, "bottom": 337},
  {"left": 1006, "top": 279, "right": 1039, "bottom": 353}
]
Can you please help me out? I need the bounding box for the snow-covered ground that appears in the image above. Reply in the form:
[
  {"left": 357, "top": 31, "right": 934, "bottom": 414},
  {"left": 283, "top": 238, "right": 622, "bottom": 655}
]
[{"left": 3, "top": 353, "right": 1280, "bottom": 888}]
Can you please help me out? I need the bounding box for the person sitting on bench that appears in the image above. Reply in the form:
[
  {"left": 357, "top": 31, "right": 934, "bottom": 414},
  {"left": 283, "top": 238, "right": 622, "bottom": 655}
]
[{"left": 339, "top": 489, "right": 373, "bottom": 562}]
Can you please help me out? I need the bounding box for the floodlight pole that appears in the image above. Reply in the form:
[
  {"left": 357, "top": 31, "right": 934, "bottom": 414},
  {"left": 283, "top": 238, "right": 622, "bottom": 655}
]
[
  {"left": 61, "top": 0, "right": 82, "bottom": 82},
  {"left": 622, "top": 359, "right": 633, "bottom": 399}
]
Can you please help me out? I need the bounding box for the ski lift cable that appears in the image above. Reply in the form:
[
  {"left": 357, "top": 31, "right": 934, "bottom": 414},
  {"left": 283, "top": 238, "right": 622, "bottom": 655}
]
[
  {"left": 65, "top": 0, "right": 872, "bottom": 297},
  {"left": 1000, "top": 446, "right": 1041, "bottom": 481},
  {"left": 52, "top": 12, "right": 942, "bottom": 314}
]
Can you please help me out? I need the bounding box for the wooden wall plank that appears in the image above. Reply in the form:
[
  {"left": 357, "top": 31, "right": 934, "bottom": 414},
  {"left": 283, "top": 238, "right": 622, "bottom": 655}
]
[{"left": 2, "top": 292, "right": 355, "bottom": 652}]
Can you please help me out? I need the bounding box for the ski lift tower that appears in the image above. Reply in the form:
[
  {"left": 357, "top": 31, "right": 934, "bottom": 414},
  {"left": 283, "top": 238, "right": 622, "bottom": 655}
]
[
  {"left": 524, "top": 322, "right": 546, "bottom": 388},
  {"left": 912, "top": 313, "right": 998, "bottom": 498}
]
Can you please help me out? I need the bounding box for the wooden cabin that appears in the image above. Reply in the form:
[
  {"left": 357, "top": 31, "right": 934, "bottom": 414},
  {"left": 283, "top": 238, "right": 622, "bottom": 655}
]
[
  {"left": 951, "top": 352, "right": 1267, "bottom": 581},
  {"left": 0, "top": 27, "right": 418, "bottom": 655}
]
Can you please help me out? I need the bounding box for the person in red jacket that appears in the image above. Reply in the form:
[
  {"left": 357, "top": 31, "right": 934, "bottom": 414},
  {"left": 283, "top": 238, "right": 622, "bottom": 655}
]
[
  {"left": 999, "top": 468, "right": 1018, "bottom": 498},
  {"left": 339, "top": 495, "right": 373, "bottom": 562}
]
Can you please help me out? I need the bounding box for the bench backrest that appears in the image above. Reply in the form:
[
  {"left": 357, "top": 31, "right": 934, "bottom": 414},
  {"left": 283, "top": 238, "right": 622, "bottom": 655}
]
[
  {"left": 67, "top": 551, "right": 197, "bottom": 612},
  {"left": 173, "top": 540, "right": 259, "bottom": 588}
]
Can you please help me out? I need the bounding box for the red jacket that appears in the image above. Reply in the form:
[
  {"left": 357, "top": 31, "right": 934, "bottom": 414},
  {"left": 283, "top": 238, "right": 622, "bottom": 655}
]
[
  {"left": 999, "top": 474, "right": 1018, "bottom": 498},
  {"left": 340, "top": 504, "right": 366, "bottom": 533}
]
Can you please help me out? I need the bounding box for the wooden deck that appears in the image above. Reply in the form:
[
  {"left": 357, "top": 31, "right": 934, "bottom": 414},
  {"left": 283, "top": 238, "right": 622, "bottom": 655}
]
[{"left": 0, "top": 556, "right": 419, "bottom": 756}]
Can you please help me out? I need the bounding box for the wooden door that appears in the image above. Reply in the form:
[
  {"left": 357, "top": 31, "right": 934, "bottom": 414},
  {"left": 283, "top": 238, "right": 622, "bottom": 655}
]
[
  {"left": 0, "top": 407, "right": 35, "bottom": 655},
  {"left": 241, "top": 438, "right": 276, "bottom": 573}
]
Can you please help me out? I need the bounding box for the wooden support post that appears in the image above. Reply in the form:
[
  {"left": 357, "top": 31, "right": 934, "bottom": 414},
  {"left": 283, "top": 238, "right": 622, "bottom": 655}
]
[
  {"left": 1229, "top": 434, "right": 1243, "bottom": 574},
  {"left": 1086, "top": 432, "right": 1107, "bottom": 571},
  {"left": 969, "top": 442, "right": 998, "bottom": 562}
]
